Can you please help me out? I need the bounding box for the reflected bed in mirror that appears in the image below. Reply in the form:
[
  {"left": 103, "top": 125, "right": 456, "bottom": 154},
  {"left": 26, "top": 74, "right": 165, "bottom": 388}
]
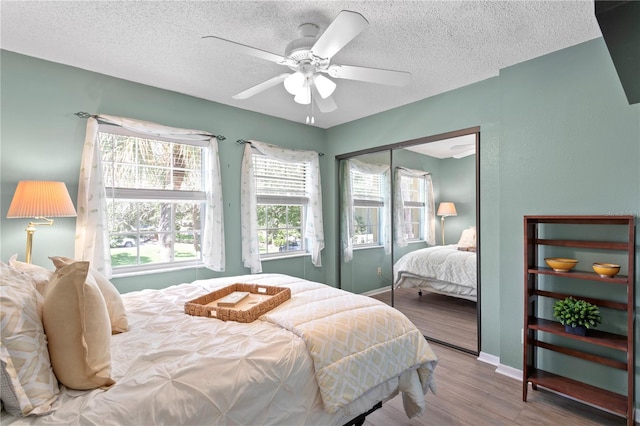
[{"left": 394, "top": 228, "right": 477, "bottom": 301}]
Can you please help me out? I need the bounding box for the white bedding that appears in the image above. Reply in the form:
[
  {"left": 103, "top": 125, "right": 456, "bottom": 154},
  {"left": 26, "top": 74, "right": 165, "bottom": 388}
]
[
  {"left": 394, "top": 245, "right": 477, "bottom": 301},
  {"left": 4, "top": 273, "right": 437, "bottom": 426}
]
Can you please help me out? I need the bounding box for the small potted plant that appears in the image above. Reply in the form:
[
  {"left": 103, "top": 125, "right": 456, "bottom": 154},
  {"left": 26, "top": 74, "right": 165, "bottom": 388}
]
[{"left": 552, "top": 296, "right": 602, "bottom": 336}]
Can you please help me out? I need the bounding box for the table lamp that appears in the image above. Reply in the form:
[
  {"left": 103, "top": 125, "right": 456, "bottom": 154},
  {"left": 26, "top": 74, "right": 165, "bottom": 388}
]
[
  {"left": 436, "top": 202, "right": 457, "bottom": 245},
  {"left": 6, "top": 181, "right": 77, "bottom": 263}
]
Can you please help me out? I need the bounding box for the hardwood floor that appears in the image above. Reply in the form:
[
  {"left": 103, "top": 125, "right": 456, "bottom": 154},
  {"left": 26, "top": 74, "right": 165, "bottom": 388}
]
[
  {"left": 370, "top": 287, "right": 477, "bottom": 352},
  {"left": 365, "top": 343, "right": 627, "bottom": 425}
]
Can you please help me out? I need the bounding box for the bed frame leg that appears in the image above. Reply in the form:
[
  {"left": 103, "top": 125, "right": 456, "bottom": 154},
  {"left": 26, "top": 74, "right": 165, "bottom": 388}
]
[{"left": 341, "top": 401, "right": 382, "bottom": 426}]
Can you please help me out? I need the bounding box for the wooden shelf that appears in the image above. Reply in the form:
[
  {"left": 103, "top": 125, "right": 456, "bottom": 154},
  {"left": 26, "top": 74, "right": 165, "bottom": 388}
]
[
  {"left": 532, "top": 289, "right": 627, "bottom": 311},
  {"left": 532, "top": 339, "right": 628, "bottom": 370},
  {"left": 524, "top": 215, "right": 634, "bottom": 225},
  {"left": 523, "top": 215, "right": 635, "bottom": 425},
  {"left": 528, "top": 369, "right": 629, "bottom": 417},
  {"left": 528, "top": 318, "right": 627, "bottom": 351},
  {"left": 528, "top": 267, "right": 628, "bottom": 285},
  {"left": 534, "top": 238, "right": 629, "bottom": 250}
]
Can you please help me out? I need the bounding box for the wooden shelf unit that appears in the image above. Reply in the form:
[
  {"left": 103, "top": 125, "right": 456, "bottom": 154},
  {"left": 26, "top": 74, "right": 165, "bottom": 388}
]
[{"left": 523, "top": 215, "right": 635, "bottom": 425}]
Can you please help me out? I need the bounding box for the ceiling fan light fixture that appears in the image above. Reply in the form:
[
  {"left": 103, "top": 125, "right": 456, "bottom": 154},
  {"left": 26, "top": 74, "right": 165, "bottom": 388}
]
[
  {"left": 294, "top": 87, "right": 311, "bottom": 104},
  {"left": 284, "top": 71, "right": 305, "bottom": 95},
  {"left": 314, "top": 74, "right": 336, "bottom": 99}
]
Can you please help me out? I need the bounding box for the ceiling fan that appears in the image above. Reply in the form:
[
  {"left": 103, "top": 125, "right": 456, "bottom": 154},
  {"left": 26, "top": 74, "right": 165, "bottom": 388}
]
[{"left": 203, "top": 10, "right": 411, "bottom": 115}]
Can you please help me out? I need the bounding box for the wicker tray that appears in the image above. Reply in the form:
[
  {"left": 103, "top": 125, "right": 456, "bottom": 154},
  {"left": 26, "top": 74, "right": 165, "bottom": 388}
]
[{"left": 184, "top": 283, "right": 291, "bottom": 323}]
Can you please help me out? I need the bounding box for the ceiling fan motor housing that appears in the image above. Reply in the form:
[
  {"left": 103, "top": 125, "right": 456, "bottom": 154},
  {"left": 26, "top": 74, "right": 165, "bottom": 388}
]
[{"left": 285, "top": 23, "right": 329, "bottom": 70}]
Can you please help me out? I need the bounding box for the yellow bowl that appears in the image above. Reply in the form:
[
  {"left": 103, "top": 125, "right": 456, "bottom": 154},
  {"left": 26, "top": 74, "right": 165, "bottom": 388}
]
[
  {"left": 544, "top": 258, "right": 578, "bottom": 272},
  {"left": 592, "top": 262, "right": 620, "bottom": 278}
]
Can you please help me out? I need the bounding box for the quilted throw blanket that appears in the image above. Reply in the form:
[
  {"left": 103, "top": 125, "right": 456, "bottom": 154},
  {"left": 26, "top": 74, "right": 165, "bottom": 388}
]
[
  {"left": 394, "top": 245, "right": 476, "bottom": 290},
  {"left": 262, "top": 285, "right": 438, "bottom": 414}
]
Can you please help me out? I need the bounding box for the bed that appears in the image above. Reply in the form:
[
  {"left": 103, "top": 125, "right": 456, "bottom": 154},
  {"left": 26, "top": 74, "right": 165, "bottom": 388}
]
[
  {"left": 394, "top": 244, "right": 477, "bottom": 302},
  {"left": 1, "top": 261, "right": 438, "bottom": 426}
]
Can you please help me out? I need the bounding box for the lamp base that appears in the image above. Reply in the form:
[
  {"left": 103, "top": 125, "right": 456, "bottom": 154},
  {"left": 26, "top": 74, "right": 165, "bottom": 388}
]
[
  {"left": 25, "top": 227, "right": 35, "bottom": 264},
  {"left": 24, "top": 218, "right": 54, "bottom": 264}
]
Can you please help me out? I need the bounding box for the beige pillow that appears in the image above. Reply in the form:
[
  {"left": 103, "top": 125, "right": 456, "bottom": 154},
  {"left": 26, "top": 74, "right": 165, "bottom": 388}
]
[
  {"left": 43, "top": 261, "right": 115, "bottom": 390},
  {"left": 8, "top": 254, "right": 52, "bottom": 296},
  {"left": 457, "top": 226, "right": 477, "bottom": 248},
  {"left": 0, "top": 262, "right": 59, "bottom": 416},
  {"left": 49, "top": 256, "right": 128, "bottom": 334}
]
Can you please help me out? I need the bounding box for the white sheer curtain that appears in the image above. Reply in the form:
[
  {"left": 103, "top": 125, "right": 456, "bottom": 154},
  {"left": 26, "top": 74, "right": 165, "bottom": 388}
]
[
  {"left": 393, "top": 167, "right": 435, "bottom": 247},
  {"left": 241, "top": 140, "right": 324, "bottom": 274},
  {"left": 75, "top": 114, "right": 225, "bottom": 277},
  {"left": 341, "top": 158, "right": 391, "bottom": 262}
]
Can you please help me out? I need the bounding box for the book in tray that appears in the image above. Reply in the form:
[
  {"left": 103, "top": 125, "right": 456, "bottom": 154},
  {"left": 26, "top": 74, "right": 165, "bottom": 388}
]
[{"left": 216, "top": 291, "right": 250, "bottom": 307}]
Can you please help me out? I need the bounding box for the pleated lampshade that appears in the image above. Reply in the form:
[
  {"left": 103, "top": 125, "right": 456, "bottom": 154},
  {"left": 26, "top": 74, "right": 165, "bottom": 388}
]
[{"left": 7, "top": 181, "right": 77, "bottom": 218}]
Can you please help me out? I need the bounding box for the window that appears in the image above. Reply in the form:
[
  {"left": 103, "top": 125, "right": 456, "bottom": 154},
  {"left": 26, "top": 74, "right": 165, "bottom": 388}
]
[
  {"left": 351, "top": 169, "right": 385, "bottom": 246},
  {"left": 99, "top": 127, "right": 206, "bottom": 272},
  {"left": 241, "top": 140, "right": 323, "bottom": 274},
  {"left": 253, "top": 155, "right": 307, "bottom": 256},
  {"left": 399, "top": 175, "right": 425, "bottom": 242},
  {"left": 341, "top": 158, "right": 390, "bottom": 263},
  {"left": 393, "top": 167, "right": 435, "bottom": 247}
]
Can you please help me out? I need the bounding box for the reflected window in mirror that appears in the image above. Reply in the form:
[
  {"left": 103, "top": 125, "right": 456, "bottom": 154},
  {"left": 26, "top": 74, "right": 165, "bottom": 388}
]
[
  {"left": 341, "top": 158, "right": 391, "bottom": 262},
  {"left": 394, "top": 168, "right": 436, "bottom": 248},
  {"left": 352, "top": 169, "right": 383, "bottom": 246},
  {"left": 399, "top": 175, "right": 425, "bottom": 242}
]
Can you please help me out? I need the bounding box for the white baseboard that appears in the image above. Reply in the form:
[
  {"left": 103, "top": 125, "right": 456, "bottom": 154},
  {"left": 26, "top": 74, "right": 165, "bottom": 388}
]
[
  {"left": 477, "top": 351, "right": 499, "bottom": 366},
  {"left": 495, "top": 363, "right": 523, "bottom": 381},
  {"left": 477, "top": 352, "right": 521, "bottom": 380},
  {"left": 361, "top": 286, "right": 391, "bottom": 297}
]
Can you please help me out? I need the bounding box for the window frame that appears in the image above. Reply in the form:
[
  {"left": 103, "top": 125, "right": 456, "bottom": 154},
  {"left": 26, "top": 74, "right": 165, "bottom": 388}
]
[
  {"left": 98, "top": 125, "right": 208, "bottom": 274},
  {"left": 351, "top": 168, "right": 386, "bottom": 249},
  {"left": 252, "top": 153, "right": 310, "bottom": 258},
  {"left": 399, "top": 174, "right": 427, "bottom": 243}
]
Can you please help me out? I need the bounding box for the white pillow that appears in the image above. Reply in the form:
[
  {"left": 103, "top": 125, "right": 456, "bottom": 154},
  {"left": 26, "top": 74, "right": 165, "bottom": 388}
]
[
  {"left": 8, "top": 254, "right": 52, "bottom": 296},
  {"left": 49, "top": 256, "right": 128, "bottom": 334},
  {"left": 457, "top": 226, "right": 476, "bottom": 248},
  {"left": 0, "top": 262, "right": 59, "bottom": 416},
  {"left": 43, "top": 261, "right": 115, "bottom": 390}
]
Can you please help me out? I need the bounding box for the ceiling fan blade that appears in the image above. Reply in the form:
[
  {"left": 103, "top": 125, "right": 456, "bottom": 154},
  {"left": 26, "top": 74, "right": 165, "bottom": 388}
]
[
  {"left": 311, "top": 10, "right": 368, "bottom": 60},
  {"left": 232, "top": 73, "right": 291, "bottom": 100},
  {"left": 202, "top": 36, "right": 287, "bottom": 64},
  {"left": 326, "top": 64, "right": 411, "bottom": 87},
  {"left": 311, "top": 86, "right": 337, "bottom": 112}
]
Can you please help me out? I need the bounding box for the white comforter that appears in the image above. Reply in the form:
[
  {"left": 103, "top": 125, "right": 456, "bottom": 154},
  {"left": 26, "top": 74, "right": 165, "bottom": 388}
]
[
  {"left": 394, "top": 245, "right": 477, "bottom": 298},
  {"left": 6, "top": 273, "right": 437, "bottom": 426}
]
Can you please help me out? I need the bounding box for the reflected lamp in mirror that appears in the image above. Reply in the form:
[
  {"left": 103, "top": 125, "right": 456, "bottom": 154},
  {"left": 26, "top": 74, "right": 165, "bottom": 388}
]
[
  {"left": 6, "top": 181, "right": 77, "bottom": 264},
  {"left": 436, "top": 202, "right": 457, "bottom": 245}
]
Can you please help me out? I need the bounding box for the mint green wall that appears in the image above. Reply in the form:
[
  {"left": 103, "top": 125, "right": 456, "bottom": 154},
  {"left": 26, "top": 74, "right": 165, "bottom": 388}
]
[{"left": 0, "top": 50, "right": 327, "bottom": 292}]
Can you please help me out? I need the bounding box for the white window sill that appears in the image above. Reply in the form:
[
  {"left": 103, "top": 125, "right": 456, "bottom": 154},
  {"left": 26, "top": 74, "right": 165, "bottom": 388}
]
[
  {"left": 261, "top": 252, "right": 310, "bottom": 261},
  {"left": 111, "top": 262, "right": 207, "bottom": 278},
  {"left": 353, "top": 245, "right": 384, "bottom": 251}
]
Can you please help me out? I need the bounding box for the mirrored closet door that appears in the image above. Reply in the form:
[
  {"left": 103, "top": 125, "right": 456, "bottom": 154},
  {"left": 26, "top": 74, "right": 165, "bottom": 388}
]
[{"left": 337, "top": 128, "right": 480, "bottom": 354}]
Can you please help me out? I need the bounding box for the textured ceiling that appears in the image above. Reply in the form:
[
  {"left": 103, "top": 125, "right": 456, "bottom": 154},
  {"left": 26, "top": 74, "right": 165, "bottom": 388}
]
[{"left": 0, "top": 1, "right": 602, "bottom": 129}]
